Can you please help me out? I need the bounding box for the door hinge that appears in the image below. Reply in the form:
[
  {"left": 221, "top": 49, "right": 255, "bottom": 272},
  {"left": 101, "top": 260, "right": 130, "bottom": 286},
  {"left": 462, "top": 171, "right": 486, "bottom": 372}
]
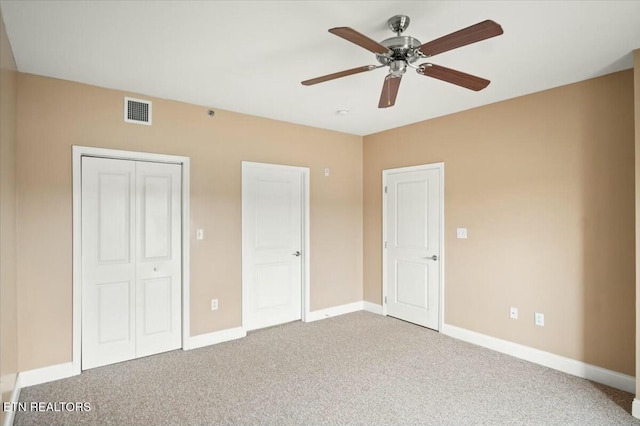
[
  {"left": 384, "top": 241, "right": 387, "bottom": 249},
  {"left": 384, "top": 296, "right": 387, "bottom": 304},
  {"left": 384, "top": 186, "right": 388, "bottom": 194}
]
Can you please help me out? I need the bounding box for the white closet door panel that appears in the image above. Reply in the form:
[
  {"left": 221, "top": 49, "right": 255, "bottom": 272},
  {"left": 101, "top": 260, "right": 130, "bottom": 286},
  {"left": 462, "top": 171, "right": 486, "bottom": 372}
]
[
  {"left": 135, "top": 161, "right": 182, "bottom": 358},
  {"left": 82, "top": 157, "right": 136, "bottom": 369}
]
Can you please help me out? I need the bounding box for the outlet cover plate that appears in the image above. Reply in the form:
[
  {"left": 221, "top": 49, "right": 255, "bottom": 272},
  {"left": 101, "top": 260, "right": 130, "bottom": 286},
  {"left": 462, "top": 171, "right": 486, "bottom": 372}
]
[
  {"left": 456, "top": 228, "right": 468, "bottom": 239},
  {"left": 510, "top": 307, "right": 518, "bottom": 319},
  {"left": 534, "top": 312, "right": 544, "bottom": 326},
  {"left": 211, "top": 299, "right": 218, "bottom": 311}
]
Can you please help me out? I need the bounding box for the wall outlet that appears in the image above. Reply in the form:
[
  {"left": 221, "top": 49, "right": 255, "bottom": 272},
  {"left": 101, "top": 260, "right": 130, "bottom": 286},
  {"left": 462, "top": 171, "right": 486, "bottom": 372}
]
[
  {"left": 534, "top": 312, "right": 544, "bottom": 327},
  {"left": 510, "top": 307, "right": 518, "bottom": 319},
  {"left": 324, "top": 168, "right": 330, "bottom": 176},
  {"left": 456, "top": 228, "right": 468, "bottom": 239},
  {"left": 211, "top": 299, "right": 218, "bottom": 311}
]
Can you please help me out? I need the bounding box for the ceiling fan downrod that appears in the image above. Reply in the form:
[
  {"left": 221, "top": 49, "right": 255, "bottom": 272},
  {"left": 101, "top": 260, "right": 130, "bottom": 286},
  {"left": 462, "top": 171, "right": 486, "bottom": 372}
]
[{"left": 387, "top": 14, "right": 411, "bottom": 36}]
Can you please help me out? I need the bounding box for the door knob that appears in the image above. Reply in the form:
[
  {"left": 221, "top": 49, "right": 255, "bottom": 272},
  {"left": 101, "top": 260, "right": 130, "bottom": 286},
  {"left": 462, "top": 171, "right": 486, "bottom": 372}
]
[
  {"left": 425, "top": 255, "right": 438, "bottom": 261},
  {"left": 153, "top": 267, "right": 159, "bottom": 272},
  {"left": 292, "top": 251, "right": 301, "bottom": 257}
]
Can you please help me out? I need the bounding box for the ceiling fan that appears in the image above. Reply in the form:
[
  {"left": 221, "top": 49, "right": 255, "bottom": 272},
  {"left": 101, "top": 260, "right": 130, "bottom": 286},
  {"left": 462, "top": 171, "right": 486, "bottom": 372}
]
[{"left": 301, "top": 15, "right": 503, "bottom": 108}]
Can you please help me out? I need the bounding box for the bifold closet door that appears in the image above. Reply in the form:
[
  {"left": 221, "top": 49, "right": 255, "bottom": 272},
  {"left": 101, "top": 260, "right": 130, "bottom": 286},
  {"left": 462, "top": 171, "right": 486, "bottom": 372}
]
[{"left": 82, "top": 157, "right": 182, "bottom": 370}]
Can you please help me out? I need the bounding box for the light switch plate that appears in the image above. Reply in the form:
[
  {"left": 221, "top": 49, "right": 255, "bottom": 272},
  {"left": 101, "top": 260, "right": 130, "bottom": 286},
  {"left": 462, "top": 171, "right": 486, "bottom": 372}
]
[
  {"left": 535, "top": 312, "right": 544, "bottom": 327},
  {"left": 196, "top": 229, "right": 204, "bottom": 240},
  {"left": 456, "top": 228, "right": 468, "bottom": 239}
]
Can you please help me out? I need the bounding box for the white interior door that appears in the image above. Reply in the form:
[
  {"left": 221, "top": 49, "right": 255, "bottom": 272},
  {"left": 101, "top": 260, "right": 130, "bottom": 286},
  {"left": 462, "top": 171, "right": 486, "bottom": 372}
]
[
  {"left": 82, "top": 157, "right": 181, "bottom": 370},
  {"left": 385, "top": 165, "right": 441, "bottom": 330},
  {"left": 243, "top": 163, "right": 303, "bottom": 331}
]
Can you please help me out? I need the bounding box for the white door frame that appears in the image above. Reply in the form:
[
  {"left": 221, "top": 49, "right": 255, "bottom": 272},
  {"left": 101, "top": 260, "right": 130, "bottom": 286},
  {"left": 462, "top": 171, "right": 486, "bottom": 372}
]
[
  {"left": 382, "top": 162, "right": 445, "bottom": 331},
  {"left": 241, "top": 161, "right": 311, "bottom": 326},
  {"left": 72, "top": 146, "right": 191, "bottom": 374}
]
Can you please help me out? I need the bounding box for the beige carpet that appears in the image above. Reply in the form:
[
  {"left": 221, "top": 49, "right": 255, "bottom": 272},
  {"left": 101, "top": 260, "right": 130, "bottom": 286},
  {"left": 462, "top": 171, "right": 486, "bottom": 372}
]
[{"left": 14, "top": 312, "right": 639, "bottom": 425}]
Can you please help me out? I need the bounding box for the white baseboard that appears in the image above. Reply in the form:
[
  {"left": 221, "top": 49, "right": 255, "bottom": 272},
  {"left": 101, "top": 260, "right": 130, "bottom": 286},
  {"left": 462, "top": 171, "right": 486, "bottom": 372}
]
[
  {"left": 2, "top": 375, "right": 21, "bottom": 426},
  {"left": 5, "top": 362, "right": 78, "bottom": 426},
  {"left": 305, "top": 301, "right": 364, "bottom": 322},
  {"left": 363, "top": 301, "right": 383, "bottom": 315},
  {"left": 441, "top": 323, "right": 636, "bottom": 394},
  {"left": 185, "top": 327, "right": 246, "bottom": 350},
  {"left": 633, "top": 398, "right": 640, "bottom": 419},
  {"left": 13, "top": 327, "right": 247, "bottom": 393},
  {"left": 18, "top": 362, "right": 77, "bottom": 389}
]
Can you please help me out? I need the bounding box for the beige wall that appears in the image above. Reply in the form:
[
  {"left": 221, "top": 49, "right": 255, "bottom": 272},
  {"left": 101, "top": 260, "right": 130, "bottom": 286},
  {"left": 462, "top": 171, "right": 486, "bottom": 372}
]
[
  {"left": 364, "top": 70, "right": 635, "bottom": 375},
  {"left": 635, "top": 50, "right": 640, "bottom": 396},
  {"left": 16, "top": 74, "right": 363, "bottom": 371},
  {"left": 0, "top": 7, "right": 18, "bottom": 421},
  {"left": 8, "top": 53, "right": 636, "bottom": 379}
]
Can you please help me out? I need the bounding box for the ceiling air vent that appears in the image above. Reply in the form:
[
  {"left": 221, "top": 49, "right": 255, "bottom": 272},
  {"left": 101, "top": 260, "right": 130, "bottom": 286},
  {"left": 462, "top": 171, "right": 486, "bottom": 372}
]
[{"left": 124, "top": 97, "right": 152, "bottom": 125}]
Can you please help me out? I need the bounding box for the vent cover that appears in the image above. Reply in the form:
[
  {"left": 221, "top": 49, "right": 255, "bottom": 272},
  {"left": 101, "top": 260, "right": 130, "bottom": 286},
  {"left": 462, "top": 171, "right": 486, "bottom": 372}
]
[{"left": 124, "top": 97, "right": 152, "bottom": 125}]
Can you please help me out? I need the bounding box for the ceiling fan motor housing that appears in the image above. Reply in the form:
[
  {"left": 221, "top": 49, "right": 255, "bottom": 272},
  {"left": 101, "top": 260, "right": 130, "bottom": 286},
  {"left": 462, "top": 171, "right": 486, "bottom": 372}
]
[{"left": 375, "top": 36, "right": 422, "bottom": 66}]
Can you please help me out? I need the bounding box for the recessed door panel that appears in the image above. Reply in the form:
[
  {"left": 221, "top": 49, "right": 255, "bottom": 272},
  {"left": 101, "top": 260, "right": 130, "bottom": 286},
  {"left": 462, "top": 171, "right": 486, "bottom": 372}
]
[
  {"left": 395, "top": 180, "right": 428, "bottom": 249},
  {"left": 97, "top": 281, "right": 131, "bottom": 344},
  {"left": 395, "top": 261, "right": 427, "bottom": 309},
  {"left": 140, "top": 277, "right": 172, "bottom": 336},
  {"left": 256, "top": 179, "right": 292, "bottom": 250},
  {"left": 141, "top": 175, "right": 172, "bottom": 260},
  {"left": 98, "top": 173, "right": 132, "bottom": 263},
  {"left": 256, "top": 263, "right": 292, "bottom": 309}
]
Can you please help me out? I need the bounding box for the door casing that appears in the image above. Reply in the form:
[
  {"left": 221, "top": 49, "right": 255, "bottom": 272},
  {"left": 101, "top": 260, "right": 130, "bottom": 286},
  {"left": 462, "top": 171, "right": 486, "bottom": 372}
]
[
  {"left": 72, "top": 146, "right": 191, "bottom": 374},
  {"left": 382, "top": 162, "right": 445, "bottom": 330},
  {"left": 241, "top": 161, "right": 311, "bottom": 327}
]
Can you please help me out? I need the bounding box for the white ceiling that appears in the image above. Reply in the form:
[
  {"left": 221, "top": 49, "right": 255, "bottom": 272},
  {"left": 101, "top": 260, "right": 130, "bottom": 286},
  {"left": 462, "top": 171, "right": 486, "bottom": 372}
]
[{"left": 1, "top": 1, "right": 639, "bottom": 136}]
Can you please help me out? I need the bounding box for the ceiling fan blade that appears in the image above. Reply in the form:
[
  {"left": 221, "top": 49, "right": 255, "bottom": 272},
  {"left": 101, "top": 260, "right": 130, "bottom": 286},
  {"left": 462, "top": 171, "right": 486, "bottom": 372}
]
[
  {"left": 418, "top": 63, "right": 490, "bottom": 91},
  {"left": 329, "top": 27, "right": 391, "bottom": 55},
  {"left": 301, "top": 65, "right": 376, "bottom": 86},
  {"left": 378, "top": 75, "right": 402, "bottom": 108},
  {"left": 419, "top": 20, "right": 503, "bottom": 57}
]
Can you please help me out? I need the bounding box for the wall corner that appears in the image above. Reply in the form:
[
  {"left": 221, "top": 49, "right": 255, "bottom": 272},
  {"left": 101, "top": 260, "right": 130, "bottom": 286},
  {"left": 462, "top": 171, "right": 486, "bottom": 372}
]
[{"left": 634, "top": 48, "right": 640, "bottom": 399}]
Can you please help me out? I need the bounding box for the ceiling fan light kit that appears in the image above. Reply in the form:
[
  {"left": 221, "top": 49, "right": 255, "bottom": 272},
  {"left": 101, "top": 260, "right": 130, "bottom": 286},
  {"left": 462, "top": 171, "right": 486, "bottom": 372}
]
[{"left": 302, "top": 15, "right": 503, "bottom": 108}]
